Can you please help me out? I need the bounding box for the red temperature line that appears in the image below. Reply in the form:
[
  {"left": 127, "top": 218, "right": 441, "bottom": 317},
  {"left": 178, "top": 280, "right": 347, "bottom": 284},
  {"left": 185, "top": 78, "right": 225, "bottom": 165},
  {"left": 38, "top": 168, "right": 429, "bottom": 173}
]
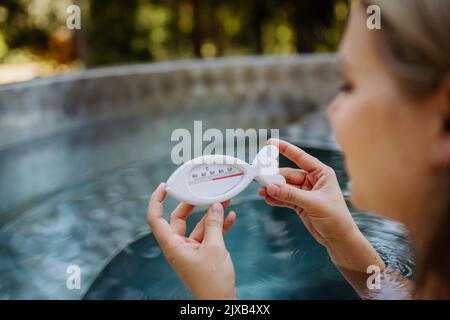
[{"left": 212, "top": 172, "right": 244, "bottom": 181}]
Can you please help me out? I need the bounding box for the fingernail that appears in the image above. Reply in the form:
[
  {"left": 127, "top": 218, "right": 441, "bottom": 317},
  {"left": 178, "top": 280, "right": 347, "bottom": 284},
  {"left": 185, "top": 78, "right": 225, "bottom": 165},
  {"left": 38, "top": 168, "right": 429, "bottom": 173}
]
[
  {"left": 274, "top": 182, "right": 285, "bottom": 187},
  {"left": 211, "top": 203, "right": 222, "bottom": 217},
  {"left": 267, "top": 184, "right": 280, "bottom": 197}
]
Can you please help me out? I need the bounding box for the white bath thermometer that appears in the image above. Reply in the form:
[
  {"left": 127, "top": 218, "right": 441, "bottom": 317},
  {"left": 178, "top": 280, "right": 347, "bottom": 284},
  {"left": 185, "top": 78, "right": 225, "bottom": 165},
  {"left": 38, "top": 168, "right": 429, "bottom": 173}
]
[{"left": 166, "top": 145, "right": 286, "bottom": 205}]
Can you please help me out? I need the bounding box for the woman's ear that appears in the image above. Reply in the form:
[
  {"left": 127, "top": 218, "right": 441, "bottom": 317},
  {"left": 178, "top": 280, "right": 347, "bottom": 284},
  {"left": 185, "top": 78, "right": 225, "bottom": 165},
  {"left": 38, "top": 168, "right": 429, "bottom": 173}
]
[{"left": 431, "top": 74, "right": 450, "bottom": 168}]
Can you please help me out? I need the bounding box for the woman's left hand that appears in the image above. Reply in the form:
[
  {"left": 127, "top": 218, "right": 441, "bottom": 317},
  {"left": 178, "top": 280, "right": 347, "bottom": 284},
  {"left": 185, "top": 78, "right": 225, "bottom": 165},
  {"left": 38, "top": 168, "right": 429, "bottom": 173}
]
[{"left": 147, "top": 183, "right": 237, "bottom": 300}]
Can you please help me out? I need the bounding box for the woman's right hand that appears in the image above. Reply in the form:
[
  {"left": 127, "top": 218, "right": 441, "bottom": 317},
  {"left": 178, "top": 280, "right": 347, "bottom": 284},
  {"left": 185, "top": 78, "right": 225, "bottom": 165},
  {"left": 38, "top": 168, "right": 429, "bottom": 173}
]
[{"left": 259, "top": 139, "right": 385, "bottom": 272}]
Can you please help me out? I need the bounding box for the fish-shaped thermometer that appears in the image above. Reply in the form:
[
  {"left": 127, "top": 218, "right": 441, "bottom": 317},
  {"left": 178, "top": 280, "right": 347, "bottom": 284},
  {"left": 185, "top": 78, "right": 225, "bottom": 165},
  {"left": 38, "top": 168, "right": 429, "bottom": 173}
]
[{"left": 166, "top": 145, "right": 286, "bottom": 205}]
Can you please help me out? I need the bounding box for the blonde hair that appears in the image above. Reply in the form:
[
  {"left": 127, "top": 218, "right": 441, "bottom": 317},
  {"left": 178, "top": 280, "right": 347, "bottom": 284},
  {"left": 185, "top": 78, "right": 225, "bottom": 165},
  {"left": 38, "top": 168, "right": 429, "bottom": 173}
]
[
  {"left": 362, "top": 0, "right": 450, "bottom": 94},
  {"left": 360, "top": 0, "right": 450, "bottom": 299}
]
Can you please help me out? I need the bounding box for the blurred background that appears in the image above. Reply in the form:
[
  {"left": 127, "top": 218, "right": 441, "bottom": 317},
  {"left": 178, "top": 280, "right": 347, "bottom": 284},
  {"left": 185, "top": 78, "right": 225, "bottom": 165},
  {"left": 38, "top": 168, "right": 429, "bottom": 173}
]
[
  {"left": 0, "top": 0, "right": 418, "bottom": 300},
  {"left": 0, "top": 0, "right": 349, "bottom": 84}
]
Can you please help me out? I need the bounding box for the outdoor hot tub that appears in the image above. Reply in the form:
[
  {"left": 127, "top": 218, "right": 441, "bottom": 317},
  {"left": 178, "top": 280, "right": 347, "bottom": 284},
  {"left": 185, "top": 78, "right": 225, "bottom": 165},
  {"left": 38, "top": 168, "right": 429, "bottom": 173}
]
[{"left": 0, "top": 54, "right": 414, "bottom": 299}]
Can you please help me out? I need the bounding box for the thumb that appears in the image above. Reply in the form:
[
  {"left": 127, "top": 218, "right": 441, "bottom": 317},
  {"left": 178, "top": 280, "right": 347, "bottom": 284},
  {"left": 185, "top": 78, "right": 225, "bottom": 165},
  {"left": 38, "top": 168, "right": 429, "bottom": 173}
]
[
  {"left": 266, "top": 183, "right": 313, "bottom": 208},
  {"left": 203, "top": 203, "right": 225, "bottom": 246}
]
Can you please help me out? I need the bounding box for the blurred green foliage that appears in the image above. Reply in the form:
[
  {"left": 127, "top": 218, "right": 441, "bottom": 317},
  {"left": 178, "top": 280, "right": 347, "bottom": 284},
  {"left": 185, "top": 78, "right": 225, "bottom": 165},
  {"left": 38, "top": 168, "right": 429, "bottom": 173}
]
[{"left": 0, "top": 0, "right": 349, "bottom": 66}]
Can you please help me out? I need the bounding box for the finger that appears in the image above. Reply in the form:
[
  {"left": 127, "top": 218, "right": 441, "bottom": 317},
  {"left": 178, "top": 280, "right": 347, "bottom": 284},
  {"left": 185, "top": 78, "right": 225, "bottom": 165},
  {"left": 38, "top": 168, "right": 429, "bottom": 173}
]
[
  {"left": 222, "top": 199, "right": 231, "bottom": 209},
  {"left": 147, "top": 183, "right": 176, "bottom": 249},
  {"left": 264, "top": 195, "right": 287, "bottom": 207},
  {"left": 258, "top": 187, "right": 267, "bottom": 197},
  {"left": 147, "top": 183, "right": 167, "bottom": 223},
  {"left": 279, "top": 167, "right": 307, "bottom": 185},
  {"left": 267, "top": 138, "right": 323, "bottom": 172},
  {"left": 188, "top": 200, "right": 231, "bottom": 241},
  {"left": 223, "top": 211, "right": 236, "bottom": 235},
  {"left": 203, "top": 203, "right": 225, "bottom": 247},
  {"left": 169, "top": 203, "right": 195, "bottom": 236},
  {"left": 266, "top": 182, "right": 313, "bottom": 208},
  {"left": 302, "top": 176, "right": 313, "bottom": 191},
  {"left": 189, "top": 210, "right": 235, "bottom": 241},
  {"left": 260, "top": 184, "right": 302, "bottom": 198},
  {"left": 264, "top": 196, "right": 313, "bottom": 236},
  {"left": 264, "top": 195, "right": 297, "bottom": 210},
  {"left": 188, "top": 215, "right": 207, "bottom": 242}
]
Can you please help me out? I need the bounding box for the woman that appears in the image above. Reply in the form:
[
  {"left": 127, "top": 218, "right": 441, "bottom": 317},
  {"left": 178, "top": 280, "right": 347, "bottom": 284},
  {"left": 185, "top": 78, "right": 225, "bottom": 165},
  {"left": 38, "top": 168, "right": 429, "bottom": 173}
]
[{"left": 147, "top": 0, "right": 450, "bottom": 299}]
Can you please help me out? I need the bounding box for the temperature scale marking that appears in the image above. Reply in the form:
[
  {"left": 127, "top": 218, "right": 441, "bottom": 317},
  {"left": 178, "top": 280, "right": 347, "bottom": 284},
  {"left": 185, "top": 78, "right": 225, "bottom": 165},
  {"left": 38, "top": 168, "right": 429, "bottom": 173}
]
[{"left": 189, "top": 165, "right": 244, "bottom": 185}]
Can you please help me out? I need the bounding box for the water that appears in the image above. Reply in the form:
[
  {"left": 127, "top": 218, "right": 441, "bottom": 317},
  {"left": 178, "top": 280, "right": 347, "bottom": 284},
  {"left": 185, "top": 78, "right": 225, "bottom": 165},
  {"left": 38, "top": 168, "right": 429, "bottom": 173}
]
[
  {"left": 85, "top": 149, "right": 414, "bottom": 300},
  {"left": 0, "top": 117, "right": 415, "bottom": 299}
]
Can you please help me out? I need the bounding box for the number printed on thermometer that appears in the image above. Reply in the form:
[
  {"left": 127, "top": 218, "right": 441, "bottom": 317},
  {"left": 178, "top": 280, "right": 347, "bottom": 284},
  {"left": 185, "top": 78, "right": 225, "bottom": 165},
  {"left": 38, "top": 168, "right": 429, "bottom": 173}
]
[{"left": 188, "top": 164, "right": 244, "bottom": 185}]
